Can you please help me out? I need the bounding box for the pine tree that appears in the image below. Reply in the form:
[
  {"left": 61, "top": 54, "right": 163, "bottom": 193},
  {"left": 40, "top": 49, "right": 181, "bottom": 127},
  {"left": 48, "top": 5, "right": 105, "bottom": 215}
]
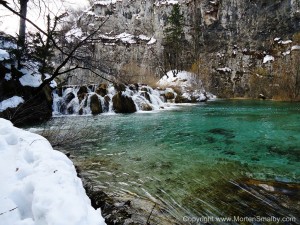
[{"left": 163, "top": 4, "right": 185, "bottom": 76}]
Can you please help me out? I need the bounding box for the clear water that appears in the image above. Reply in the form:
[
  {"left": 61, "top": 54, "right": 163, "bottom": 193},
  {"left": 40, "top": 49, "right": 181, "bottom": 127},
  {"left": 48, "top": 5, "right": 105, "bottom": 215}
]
[{"left": 41, "top": 100, "right": 300, "bottom": 223}]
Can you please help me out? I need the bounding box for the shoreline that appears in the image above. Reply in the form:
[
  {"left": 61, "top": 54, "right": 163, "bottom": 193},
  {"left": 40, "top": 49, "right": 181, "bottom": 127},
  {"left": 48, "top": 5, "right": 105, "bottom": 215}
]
[{"left": 76, "top": 165, "right": 182, "bottom": 225}]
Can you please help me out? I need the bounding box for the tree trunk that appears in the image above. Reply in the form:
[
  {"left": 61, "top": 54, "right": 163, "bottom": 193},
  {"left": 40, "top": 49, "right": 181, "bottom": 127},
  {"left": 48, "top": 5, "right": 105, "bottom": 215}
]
[{"left": 18, "top": 0, "right": 28, "bottom": 47}]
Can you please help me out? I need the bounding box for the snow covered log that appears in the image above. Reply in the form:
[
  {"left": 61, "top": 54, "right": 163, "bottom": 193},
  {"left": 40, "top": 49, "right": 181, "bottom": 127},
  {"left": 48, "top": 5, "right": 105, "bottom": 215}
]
[{"left": 0, "top": 118, "right": 106, "bottom": 225}]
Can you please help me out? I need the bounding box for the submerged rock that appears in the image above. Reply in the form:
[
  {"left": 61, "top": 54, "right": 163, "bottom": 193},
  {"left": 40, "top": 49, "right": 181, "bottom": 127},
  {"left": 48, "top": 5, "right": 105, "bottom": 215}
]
[{"left": 112, "top": 92, "right": 136, "bottom": 113}]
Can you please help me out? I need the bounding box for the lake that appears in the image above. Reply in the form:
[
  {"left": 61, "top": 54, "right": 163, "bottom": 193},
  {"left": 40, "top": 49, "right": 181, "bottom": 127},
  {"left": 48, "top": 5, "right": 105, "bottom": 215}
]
[{"left": 37, "top": 100, "right": 300, "bottom": 224}]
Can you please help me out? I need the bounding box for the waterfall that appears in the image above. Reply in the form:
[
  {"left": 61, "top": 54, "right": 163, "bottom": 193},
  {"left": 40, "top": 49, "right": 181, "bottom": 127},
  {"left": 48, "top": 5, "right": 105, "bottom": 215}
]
[{"left": 52, "top": 83, "right": 170, "bottom": 116}]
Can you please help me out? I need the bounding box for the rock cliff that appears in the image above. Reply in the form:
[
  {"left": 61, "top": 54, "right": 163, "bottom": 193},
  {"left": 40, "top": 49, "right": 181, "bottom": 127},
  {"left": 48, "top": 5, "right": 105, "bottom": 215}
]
[{"left": 77, "top": 0, "right": 300, "bottom": 97}]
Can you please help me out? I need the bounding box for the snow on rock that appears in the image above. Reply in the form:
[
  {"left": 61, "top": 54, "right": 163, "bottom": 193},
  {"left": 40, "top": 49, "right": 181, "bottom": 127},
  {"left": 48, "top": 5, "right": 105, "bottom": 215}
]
[
  {"left": 154, "top": 0, "right": 179, "bottom": 6},
  {"left": 158, "top": 71, "right": 198, "bottom": 87},
  {"left": 282, "top": 50, "right": 291, "bottom": 56},
  {"left": 94, "top": 0, "right": 122, "bottom": 5},
  {"left": 19, "top": 73, "right": 43, "bottom": 88},
  {"left": 263, "top": 55, "right": 274, "bottom": 64},
  {"left": 138, "top": 35, "right": 151, "bottom": 41},
  {"left": 216, "top": 67, "right": 232, "bottom": 73},
  {"left": 0, "top": 49, "right": 9, "bottom": 61},
  {"left": 116, "top": 32, "right": 136, "bottom": 44},
  {"left": 157, "top": 71, "right": 215, "bottom": 102},
  {"left": 0, "top": 118, "right": 106, "bottom": 225},
  {"left": 65, "top": 27, "right": 83, "bottom": 43},
  {"left": 291, "top": 45, "right": 300, "bottom": 51},
  {"left": 279, "top": 40, "right": 292, "bottom": 45},
  {"left": 0, "top": 96, "right": 24, "bottom": 112},
  {"left": 147, "top": 37, "right": 157, "bottom": 45}
]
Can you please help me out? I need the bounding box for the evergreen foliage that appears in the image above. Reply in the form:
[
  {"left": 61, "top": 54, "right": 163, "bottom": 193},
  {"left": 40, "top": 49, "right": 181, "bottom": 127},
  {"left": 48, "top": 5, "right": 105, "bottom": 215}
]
[{"left": 163, "top": 4, "right": 185, "bottom": 76}]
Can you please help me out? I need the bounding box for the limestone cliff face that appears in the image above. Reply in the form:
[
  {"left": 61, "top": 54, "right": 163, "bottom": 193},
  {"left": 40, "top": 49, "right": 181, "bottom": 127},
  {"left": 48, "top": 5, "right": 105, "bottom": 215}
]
[{"left": 81, "top": 0, "right": 300, "bottom": 97}]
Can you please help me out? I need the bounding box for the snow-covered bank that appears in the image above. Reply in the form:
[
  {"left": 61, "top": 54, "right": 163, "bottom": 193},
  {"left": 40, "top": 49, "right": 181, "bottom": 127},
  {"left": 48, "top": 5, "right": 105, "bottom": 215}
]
[{"left": 0, "top": 119, "right": 106, "bottom": 225}]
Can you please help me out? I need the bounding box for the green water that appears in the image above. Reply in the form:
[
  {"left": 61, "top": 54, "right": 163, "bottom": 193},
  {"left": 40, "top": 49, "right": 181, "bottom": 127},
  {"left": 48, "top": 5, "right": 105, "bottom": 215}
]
[{"left": 43, "top": 100, "right": 300, "bottom": 223}]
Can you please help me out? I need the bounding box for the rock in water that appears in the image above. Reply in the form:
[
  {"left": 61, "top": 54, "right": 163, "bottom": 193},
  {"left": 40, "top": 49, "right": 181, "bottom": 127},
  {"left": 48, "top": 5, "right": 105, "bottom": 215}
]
[
  {"left": 96, "top": 83, "right": 108, "bottom": 97},
  {"left": 112, "top": 92, "right": 136, "bottom": 113},
  {"left": 90, "top": 94, "right": 102, "bottom": 115},
  {"left": 77, "top": 86, "right": 88, "bottom": 102},
  {"left": 175, "top": 94, "right": 190, "bottom": 103}
]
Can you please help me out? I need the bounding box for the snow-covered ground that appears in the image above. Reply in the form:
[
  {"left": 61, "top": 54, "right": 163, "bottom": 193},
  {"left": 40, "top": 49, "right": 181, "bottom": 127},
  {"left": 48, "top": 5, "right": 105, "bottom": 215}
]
[
  {"left": 0, "top": 119, "right": 106, "bottom": 225},
  {"left": 0, "top": 96, "right": 24, "bottom": 112}
]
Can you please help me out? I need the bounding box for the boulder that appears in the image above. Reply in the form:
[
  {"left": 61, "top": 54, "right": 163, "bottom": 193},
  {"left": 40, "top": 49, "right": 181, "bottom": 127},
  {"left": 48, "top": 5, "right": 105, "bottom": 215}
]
[
  {"left": 90, "top": 94, "right": 102, "bottom": 115},
  {"left": 114, "top": 83, "right": 126, "bottom": 92},
  {"left": 65, "top": 92, "right": 75, "bottom": 104},
  {"left": 175, "top": 94, "right": 191, "bottom": 103},
  {"left": 165, "top": 92, "right": 175, "bottom": 100},
  {"left": 141, "top": 103, "right": 153, "bottom": 111},
  {"left": 112, "top": 92, "right": 136, "bottom": 113},
  {"left": 96, "top": 83, "right": 108, "bottom": 97},
  {"left": 77, "top": 86, "right": 88, "bottom": 102}
]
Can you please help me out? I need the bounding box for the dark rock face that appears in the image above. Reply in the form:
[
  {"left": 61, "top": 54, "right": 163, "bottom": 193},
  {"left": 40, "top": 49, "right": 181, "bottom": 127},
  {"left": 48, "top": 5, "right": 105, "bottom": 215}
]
[
  {"left": 90, "top": 94, "right": 102, "bottom": 115},
  {"left": 82, "top": 0, "right": 299, "bottom": 98},
  {"left": 112, "top": 92, "right": 136, "bottom": 113}
]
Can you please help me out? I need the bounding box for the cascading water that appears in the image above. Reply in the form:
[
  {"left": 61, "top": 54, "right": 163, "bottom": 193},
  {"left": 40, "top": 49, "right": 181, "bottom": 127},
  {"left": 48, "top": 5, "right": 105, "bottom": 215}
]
[{"left": 52, "top": 83, "right": 169, "bottom": 116}]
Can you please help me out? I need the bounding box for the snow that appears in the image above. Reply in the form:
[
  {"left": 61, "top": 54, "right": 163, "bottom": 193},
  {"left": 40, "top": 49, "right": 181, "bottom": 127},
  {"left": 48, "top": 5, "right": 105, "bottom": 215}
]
[
  {"left": 282, "top": 50, "right": 291, "bottom": 56},
  {"left": 158, "top": 71, "right": 197, "bottom": 87},
  {"left": 0, "top": 96, "right": 24, "bottom": 112},
  {"left": 216, "top": 67, "right": 232, "bottom": 73},
  {"left": 0, "top": 118, "right": 106, "bottom": 225},
  {"left": 263, "top": 55, "right": 274, "bottom": 64},
  {"left": 138, "top": 35, "right": 151, "bottom": 41},
  {"left": 94, "top": 0, "right": 121, "bottom": 5},
  {"left": 0, "top": 49, "right": 9, "bottom": 61},
  {"left": 65, "top": 28, "right": 83, "bottom": 43},
  {"left": 115, "top": 32, "right": 136, "bottom": 44},
  {"left": 291, "top": 45, "right": 300, "bottom": 51},
  {"left": 274, "top": 37, "right": 281, "bottom": 42},
  {"left": 147, "top": 37, "right": 157, "bottom": 45},
  {"left": 154, "top": 0, "right": 179, "bottom": 6},
  {"left": 19, "top": 73, "right": 43, "bottom": 88},
  {"left": 279, "top": 40, "right": 292, "bottom": 45},
  {"left": 4, "top": 73, "right": 11, "bottom": 81}
]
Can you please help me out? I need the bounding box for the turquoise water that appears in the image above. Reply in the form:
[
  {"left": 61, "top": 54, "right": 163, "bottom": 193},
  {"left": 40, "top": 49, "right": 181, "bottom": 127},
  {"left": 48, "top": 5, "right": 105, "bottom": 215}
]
[{"left": 42, "top": 100, "right": 300, "bottom": 223}]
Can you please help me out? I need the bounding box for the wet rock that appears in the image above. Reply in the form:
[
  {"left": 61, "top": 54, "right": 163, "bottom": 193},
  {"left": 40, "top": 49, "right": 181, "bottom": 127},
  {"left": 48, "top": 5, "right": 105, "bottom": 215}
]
[
  {"left": 165, "top": 92, "right": 175, "bottom": 100},
  {"left": 259, "top": 93, "right": 266, "bottom": 100},
  {"left": 103, "top": 95, "right": 111, "bottom": 112},
  {"left": 141, "top": 103, "right": 153, "bottom": 111},
  {"left": 96, "top": 83, "right": 108, "bottom": 97},
  {"left": 175, "top": 94, "right": 190, "bottom": 103},
  {"left": 90, "top": 94, "right": 102, "bottom": 115},
  {"left": 112, "top": 92, "right": 136, "bottom": 113},
  {"left": 114, "top": 83, "right": 126, "bottom": 92},
  {"left": 64, "top": 92, "right": 75, "bottom": 104},
  {"left": 77, "top": 86, "right": 88, "bottom": 102},
  {"left": 140, "top": 91, "right": 151, "bottom": 102}
]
